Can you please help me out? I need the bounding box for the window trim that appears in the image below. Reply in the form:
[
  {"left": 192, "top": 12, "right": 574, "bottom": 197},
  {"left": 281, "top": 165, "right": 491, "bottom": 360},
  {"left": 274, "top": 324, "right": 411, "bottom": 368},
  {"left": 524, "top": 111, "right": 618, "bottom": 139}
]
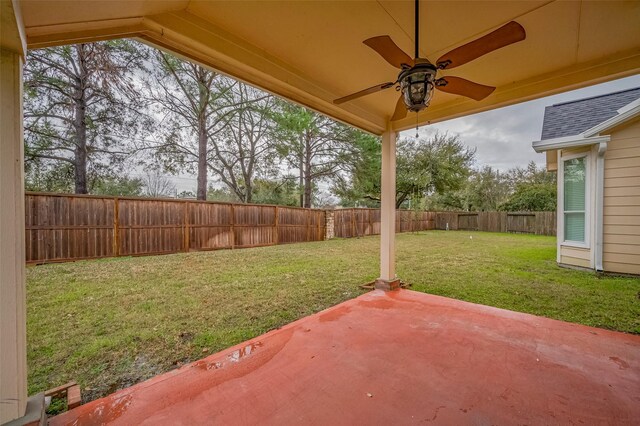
[{"left": 558, "top": 151, "right": 590, "bottom": 249}]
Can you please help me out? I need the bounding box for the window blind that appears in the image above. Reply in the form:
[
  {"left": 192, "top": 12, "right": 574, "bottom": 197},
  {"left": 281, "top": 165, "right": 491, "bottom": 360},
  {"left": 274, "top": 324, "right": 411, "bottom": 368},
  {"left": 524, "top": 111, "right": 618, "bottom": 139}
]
[{"left": 563, "top": 157, "right": 586, "bottom": 243}]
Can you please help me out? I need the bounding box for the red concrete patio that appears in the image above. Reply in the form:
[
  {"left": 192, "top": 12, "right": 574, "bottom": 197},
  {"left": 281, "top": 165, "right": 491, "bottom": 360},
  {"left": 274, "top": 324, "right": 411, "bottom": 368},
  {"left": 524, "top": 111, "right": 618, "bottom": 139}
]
[{"left": 50, "top": 289, "right": 640, "bottom": 425}]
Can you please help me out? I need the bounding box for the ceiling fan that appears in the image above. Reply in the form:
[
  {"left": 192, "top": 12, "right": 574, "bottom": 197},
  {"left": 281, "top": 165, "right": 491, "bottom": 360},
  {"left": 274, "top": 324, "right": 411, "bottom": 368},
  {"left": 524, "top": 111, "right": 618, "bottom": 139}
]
[{"left": 333, "top": 0, "right": 526, "bottom": 121}]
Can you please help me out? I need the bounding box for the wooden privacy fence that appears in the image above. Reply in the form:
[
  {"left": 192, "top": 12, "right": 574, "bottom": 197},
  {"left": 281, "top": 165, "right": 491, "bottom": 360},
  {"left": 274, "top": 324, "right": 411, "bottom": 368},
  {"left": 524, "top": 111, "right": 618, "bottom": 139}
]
[
  {"left": 335, "top": 209, "right": 555, "bottom": 238},
  {"left": 24, "top": 192, "right": 556, "bottom": 264},
  {"left": 25, "top": 193, "right": 325, "bottom": 263},
  {"left": 334, "top": 209, "right": 436, "bottom": 238},
  {"left": 434, "top": 211, "right": 556, "bottom": 235}
]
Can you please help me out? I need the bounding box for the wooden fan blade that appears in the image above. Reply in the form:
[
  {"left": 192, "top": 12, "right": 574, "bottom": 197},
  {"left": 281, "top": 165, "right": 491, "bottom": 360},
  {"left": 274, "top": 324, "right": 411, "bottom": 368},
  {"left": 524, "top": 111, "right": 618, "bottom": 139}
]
[
  {"left": 334, "top": 81, "right": 395, "bottom": 104},
  {"left": 391, "top": 95, "right": 407, "bottom": 121},
  {"left": 436, "top": 21, "right": 525, "bottom": 70},
  {"left": 363, "top": 36, "right": 414, "bottom": 69},
  {"left": 435, "top": 77, "right": 495, "bottom": 101}
]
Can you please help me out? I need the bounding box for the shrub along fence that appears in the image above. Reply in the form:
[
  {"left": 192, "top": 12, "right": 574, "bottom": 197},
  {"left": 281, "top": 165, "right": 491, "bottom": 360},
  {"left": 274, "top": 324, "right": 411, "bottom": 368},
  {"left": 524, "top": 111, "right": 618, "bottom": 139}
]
[{"left": 24, "top": 192, "right": 556, "bottom": 264}]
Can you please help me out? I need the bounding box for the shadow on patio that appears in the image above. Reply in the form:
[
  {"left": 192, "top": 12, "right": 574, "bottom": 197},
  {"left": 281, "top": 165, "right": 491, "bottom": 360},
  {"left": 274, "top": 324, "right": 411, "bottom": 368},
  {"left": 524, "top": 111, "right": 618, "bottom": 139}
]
[{"left": 50, "top": 289, "right": 640, "bottom": 425}]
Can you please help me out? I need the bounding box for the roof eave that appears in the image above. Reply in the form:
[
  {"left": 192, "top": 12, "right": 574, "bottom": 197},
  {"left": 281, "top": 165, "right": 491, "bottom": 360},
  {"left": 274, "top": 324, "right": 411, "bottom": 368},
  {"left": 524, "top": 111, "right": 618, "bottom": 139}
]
[
  {"left": 533, "top": 97, "right": 640, "bottom": 153},
  {"left": 582, "top": 100, "right": 640, "bottom": 138}
]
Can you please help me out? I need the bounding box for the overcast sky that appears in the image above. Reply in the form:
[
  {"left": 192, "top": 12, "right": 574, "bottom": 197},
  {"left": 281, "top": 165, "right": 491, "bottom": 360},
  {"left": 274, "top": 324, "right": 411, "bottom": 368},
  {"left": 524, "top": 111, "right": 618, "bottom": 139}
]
[{"left": 402, "top": 74, "right": 640, "bottom": 171}]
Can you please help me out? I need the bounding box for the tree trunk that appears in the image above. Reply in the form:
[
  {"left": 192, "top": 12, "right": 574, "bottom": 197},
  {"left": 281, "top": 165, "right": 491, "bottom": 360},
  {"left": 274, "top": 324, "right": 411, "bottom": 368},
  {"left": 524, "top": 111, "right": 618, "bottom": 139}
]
[
  {"left": 73, "top": 44, "right": 88, "bottom": 194},
  {"left": 243, "top": 164, "right": 252, "bottom": 203},
  {"left": 195, "top": 65, "right": 211, "bottom": 201},
  {"left": 303, "top": 134, "right": 312, "bottom": 208},
  {"left": 298, "top": 143, "right": 304, "bottom": 208},
  {"left": 73, "top": 106, "right": 88, "bottom": 193},
  {"left": 303, "top": 170, "right": 312, "bottom": 208},
  {"left": 196, "top": 114, "right": 207, "bottom": 200}
]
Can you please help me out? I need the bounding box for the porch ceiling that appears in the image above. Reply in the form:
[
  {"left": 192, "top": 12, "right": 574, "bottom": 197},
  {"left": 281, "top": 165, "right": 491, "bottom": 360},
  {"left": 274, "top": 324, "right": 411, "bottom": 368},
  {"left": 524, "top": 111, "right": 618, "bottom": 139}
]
[{"left": 17, "top": 0, "right": 640, "bottom": 134}]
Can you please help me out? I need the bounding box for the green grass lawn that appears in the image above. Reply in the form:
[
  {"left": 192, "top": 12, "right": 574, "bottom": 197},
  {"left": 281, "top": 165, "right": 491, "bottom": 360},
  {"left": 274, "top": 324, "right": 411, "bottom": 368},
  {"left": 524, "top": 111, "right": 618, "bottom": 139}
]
[{"left": 27, "top": 231, "right": 639, "bottom": 403}]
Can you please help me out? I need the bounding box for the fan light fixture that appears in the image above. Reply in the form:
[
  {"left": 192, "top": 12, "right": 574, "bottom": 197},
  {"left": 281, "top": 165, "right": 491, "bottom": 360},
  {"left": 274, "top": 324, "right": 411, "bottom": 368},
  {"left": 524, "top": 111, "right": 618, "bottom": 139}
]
[{"left": 399, "top": 60, "right": 437, "bottom": 112}]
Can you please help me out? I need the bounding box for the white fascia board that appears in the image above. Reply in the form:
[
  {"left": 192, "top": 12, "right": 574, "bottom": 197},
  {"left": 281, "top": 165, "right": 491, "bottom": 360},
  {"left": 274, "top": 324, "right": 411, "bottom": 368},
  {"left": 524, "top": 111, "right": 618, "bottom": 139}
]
[
  {"left": 582, "top": 102, "right": 640, "bottom": 138},
  {"left": 531, "top": 134, "right": 610, "bottom": 153}
]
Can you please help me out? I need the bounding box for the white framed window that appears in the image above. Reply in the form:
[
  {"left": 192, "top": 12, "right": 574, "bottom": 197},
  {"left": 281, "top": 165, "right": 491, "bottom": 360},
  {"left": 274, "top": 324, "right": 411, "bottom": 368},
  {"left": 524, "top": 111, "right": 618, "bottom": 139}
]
[{"left": 560, "top": 152, "right": 590, "bottom": 247}]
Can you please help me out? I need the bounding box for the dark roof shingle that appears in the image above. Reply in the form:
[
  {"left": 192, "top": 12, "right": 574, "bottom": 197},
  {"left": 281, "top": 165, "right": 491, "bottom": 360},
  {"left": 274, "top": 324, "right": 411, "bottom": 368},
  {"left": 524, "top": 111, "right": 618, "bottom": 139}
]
[{"left": 540, "top": 87, "right": 640, "bottom": 140}]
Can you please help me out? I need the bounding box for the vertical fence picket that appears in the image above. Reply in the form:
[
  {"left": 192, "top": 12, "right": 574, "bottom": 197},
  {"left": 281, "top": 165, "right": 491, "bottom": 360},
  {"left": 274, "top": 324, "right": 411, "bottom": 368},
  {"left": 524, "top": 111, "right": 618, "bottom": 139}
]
[
  {"left": 230, "top": 203, "right": 235, "bottom": 249},
  {"left": 113, "top": 198, "right": 120, "bottom": 257},
  {"left": 183, "top": 202, "right": 189, "bottom": 252},
  {"left": 274, "top": 206, "right": 279, "bottom": 245}
]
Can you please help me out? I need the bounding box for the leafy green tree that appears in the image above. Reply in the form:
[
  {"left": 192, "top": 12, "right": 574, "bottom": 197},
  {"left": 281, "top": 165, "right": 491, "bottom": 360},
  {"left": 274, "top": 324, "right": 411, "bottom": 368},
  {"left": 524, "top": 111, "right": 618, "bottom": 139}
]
[
  {"left": 333, "top": 131, "right": 381, "bottom": 207},
  {"left": 499, "top": 161, "right": 557, "bottom": 211},
  {"left": 460, "top": 166, "right": 510, "bottom": 211},
  {"left": 499, "top": 184, "right": 556, "bottom": 211},
  {"left": 505, "top": 161, "right": 556, "bottom": 187},
  {"left": 429, "top": 161, "right": 556, "bottom": 212},
  {"left": 425, "top": 191, "right": 465, "bottom": 211},
  {"left": 426, "top": 166, "right": 508, "bottom": 211},
  {"left": 250, "top": 178, "right": 300, "bottom": 206},
  {"left": 391, "top": 133, "right": 476, "bottom": 208},
  {"left": 25, "top": 154, "right": 138, "bottom": 195},
  {"left": 272, "top": 102, "right": 355, "bottom": 208},
  {"left": 334, "top": 132, "right": 475, "bottom": 209},
  {"left": 24, "top": 40, "right": 150, "bottom": 194},
  {"left": 25, "top": 161, "right": 75, "bottom": 193}
]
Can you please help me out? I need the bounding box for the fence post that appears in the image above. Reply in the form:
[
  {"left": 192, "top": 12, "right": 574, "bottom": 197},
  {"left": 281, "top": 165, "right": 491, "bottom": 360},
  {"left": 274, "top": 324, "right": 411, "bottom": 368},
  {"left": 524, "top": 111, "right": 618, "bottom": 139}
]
[
  {"left": 274, "top": 206, "right": 279, "bottom": 245},
  {"left": 351, "top": 210, "right": 356, "bottom": 238},
  {"left": 113, "top": 198, "right": 120, "bottom": 257},
  {"left": 230, "top": 204, "right": 235, "bottom": 249},
  {"left": 183, "top": 201, "right": 189, "bottom": 252},
  {"left": 324, "top": 210, "right": 334, "bottom": 240},
  {"left": 306, "top": 209, "right": 311, "bottom": 241}
]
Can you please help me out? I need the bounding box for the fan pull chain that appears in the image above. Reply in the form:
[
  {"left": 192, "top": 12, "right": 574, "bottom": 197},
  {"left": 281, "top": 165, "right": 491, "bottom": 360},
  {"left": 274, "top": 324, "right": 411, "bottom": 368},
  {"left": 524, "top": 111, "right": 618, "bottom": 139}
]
[{"left": 415, "top": 113, "right": 419, "bottom": 139}]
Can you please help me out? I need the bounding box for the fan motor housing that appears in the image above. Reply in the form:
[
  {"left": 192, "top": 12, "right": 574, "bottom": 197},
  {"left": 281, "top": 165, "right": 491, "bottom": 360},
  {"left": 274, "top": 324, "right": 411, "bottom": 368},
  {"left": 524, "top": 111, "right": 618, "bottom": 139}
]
[{"left": 399, "top": 60, "right": 437, "bottom": 113}]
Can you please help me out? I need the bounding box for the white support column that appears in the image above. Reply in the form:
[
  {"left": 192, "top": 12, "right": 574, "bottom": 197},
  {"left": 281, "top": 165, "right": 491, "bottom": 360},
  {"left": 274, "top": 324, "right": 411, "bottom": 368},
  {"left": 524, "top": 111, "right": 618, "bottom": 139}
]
[
  {"left": 376, "top": 125, "right": 399, "bottom": 290},
  {"left": 0, "top": 48, "right": 27, "bottom": 423}
]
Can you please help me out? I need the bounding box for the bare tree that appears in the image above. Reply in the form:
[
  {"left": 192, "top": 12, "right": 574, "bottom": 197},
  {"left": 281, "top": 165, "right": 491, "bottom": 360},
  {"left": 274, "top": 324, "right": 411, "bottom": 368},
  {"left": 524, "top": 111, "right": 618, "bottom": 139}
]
[
  {"left": 24, "top": 40, "right": 150, "bottom": 194},
  {"left": 143, "top": 171, "right": 176, "bottom": 198},
  {"left": 208, "top": 84, "right": 276, "bottom": 203},
  {"left": 146, "top": 53, "right": 240, "bottom": 200}
]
